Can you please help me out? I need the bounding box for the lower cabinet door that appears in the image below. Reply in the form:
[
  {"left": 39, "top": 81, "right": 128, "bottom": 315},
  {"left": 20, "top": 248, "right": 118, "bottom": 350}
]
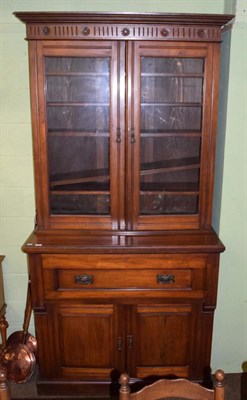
[
  {"left": 52, "top": 303, "right": 124, "bottom": 380},
  {"left": 127, "top": 303, "right": 199, "bottom": 379},
  {"left": 36, "top": 301, "right": 202, "bottom": 382}
]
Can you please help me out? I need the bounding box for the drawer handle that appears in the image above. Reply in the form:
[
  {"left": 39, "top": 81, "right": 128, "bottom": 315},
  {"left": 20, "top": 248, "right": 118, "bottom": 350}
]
[
  {"left": 74, "top": 274, "right": 93, "bottom": 285},
  {"left": 157, "top": 274, "right": 175, "bottom": 285}
]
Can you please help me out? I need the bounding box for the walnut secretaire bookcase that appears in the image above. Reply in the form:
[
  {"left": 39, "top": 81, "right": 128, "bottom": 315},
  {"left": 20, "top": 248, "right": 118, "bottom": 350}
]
[{"left": 14, "top": 12, "right": 234, "bottom": 396}]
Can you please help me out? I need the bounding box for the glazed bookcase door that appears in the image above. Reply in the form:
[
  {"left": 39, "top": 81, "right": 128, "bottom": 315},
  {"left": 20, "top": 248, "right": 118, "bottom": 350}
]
[
  {"left": 127, "top": 42, "right": 218, "bottom": 230},
  {"left": 33, "top": 41, "right": 125, "bottom": 230}
]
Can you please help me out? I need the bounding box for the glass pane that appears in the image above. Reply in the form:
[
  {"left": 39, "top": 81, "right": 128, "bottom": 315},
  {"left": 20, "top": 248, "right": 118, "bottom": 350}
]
[
  {"left": 141, "top": 106, "right": 202, "bottom": 131},
  {"left": 45, "top": 57, "right": 109, "bottom": 73},
  {"left": 140, "top": 195, "right": 198, "bottom": 215},
  {"left": 47, "top": 106, "right": 109, "bottom": 132},
  {"left": 46, "top": 76, "right": 109, "bottom": 103},
  {"left": 50, "top": 194, "right": 110, "bottom": 215},
  {"left": 142, "top": 77, "right": 203, "bottom": 104},
  {"left": 45, "top": 57, "right": 110, "bottom": 216},
  {"left": 140, "top": 57, "right": 203, "bottom": 216}
]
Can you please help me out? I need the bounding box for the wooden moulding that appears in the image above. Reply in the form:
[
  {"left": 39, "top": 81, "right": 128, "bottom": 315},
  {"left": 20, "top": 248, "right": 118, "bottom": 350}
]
[
  {"left": 21, "top": 229, "right": 225, "bottom": 254},
  {"left": 13, "top": 12, "right": 234, "bottom": 42}
]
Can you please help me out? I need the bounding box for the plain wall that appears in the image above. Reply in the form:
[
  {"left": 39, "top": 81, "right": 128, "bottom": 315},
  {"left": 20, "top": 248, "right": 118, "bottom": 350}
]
[{"left": 0, "top": 0, "right": 246, "bottom": 373}]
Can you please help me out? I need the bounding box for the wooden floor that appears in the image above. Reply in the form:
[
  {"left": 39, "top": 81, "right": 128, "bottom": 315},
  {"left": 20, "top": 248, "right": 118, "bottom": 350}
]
[{"left": 10, "top": 370, "right": 246, "bottom": 400}]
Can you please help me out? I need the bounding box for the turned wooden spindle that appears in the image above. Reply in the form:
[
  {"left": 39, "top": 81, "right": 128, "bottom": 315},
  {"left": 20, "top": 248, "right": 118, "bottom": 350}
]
[
  {"left": 119, "top": 373, "right": 131, "bottom": 400},
  {"left": 214, "top": 369, "right": 225, "bottom": 400},
  {"left": 0, "top": 367, "right": 10, "bottom": 400}
]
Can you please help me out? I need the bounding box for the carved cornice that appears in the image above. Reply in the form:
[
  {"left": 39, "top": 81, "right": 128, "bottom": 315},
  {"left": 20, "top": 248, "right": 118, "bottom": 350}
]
[
  {"left": 14, "top": 12, "right": 234, "bottom": 42},
  {"left": 26, "top": 23, "right": 222, "bottom": 41}
]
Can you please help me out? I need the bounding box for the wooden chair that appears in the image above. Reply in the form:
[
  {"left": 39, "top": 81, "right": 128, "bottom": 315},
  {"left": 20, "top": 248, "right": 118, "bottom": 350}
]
[{"left": 119, "top": 370, "right": 225, "bottom": 400}]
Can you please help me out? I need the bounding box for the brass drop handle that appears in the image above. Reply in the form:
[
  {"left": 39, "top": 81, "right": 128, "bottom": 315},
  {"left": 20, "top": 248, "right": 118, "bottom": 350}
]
[
  {"left": 117, "top": 336, "right": 122, "bottom": 351},
  {"left": 157, "top": 274, "right": 175, "bottom": 284},
  {"left": 127, "top": 334, "right": 133, "bottom": 349},
  {"left": 116, "top": 128, "right": 121, "bottom": 143},
  {"left": 74, "top": 274, "right": 93, "bottom": 285},
  {"left": 130, "top": 128, "right": 136, "bottom": 144}
]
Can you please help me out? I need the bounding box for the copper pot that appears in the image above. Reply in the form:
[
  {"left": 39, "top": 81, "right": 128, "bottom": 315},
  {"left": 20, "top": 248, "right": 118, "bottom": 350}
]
[
  {"left": 1, "top": 282, "right": 36, "bottom": 383},
  {"left": 1, "top": 342, "right": 36, "bottom": 383}
]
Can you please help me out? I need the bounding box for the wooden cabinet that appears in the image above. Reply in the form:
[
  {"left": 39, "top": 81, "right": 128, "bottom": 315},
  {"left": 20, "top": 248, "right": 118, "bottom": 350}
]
[{"left": 14, "top": 12, "right": 233, "bottom": 396}]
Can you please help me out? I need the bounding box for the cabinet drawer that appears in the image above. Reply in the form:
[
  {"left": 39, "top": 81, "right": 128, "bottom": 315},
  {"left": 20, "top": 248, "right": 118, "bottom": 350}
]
[
  {"left": 42, "top": 254, "right": 206, "bottom": 298},
  {"left": 54, "top": 268, "right": 192, "bottom": 290},
  {"left": 43, "top": 269, "right": 205, "bottom": 299}
]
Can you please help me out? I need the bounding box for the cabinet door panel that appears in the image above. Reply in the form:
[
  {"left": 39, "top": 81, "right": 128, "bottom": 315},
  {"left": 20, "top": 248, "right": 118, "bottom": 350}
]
[
  {"left": 129, "top": 304, "right": 196, "bottom": 378},
  {"left": 128, "top": 41, "right": 217, "bottom": 230},
  {"left": 54, "top": 304, "right": 124, "bottom": 379},
  {"left": 34, "top": 40, "right": 125, "bottom": 230}
]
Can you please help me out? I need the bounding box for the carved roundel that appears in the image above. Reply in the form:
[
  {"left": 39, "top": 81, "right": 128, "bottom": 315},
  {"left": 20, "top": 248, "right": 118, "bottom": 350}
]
[
  {"left": 121, "top": 27, "right": 130, "bottom": 36},
  {"left": 40, "top": 26, "right": 50, "bottom": 36},
  {"left": 82, "top": 26, "right": 90, "bottom": 36},
  {"left": 198, "top": 29, "right": 206, "bottom": 38},
  {"left": 160, "top": 28, "right": 170, "bottom": 37}
]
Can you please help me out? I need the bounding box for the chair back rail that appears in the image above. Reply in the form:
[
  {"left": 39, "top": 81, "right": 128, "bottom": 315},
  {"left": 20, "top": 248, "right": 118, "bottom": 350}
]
[{"left": 119, "top": 370, "right": 225, "bottom": 400}]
